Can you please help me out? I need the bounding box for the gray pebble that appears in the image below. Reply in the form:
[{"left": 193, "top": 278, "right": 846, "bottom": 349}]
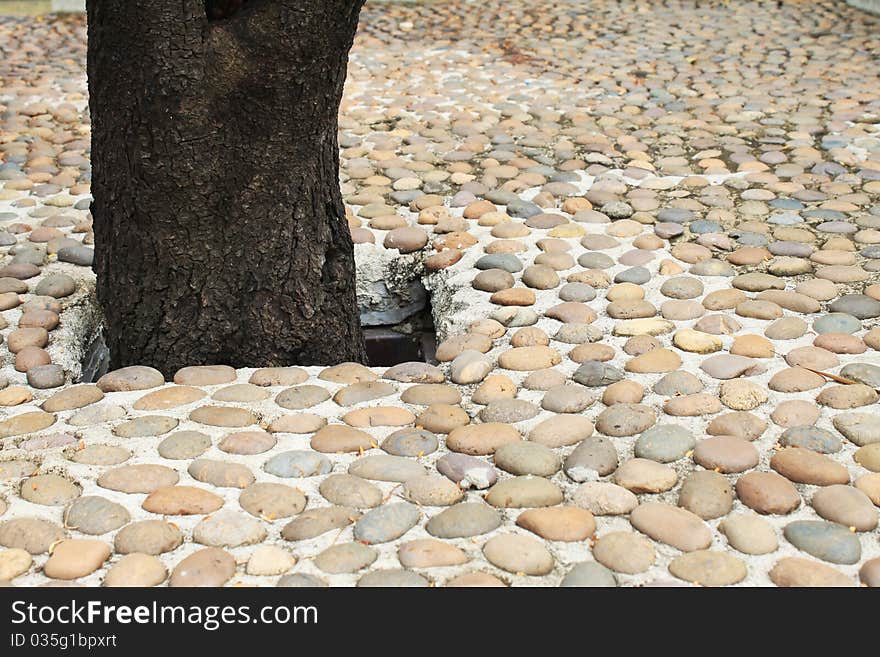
[
  {"left": 34, "top": 274, "right": 76, "bottom": 299},
  {"left": 436, "top": 453, "right": 497, "bottom": 489},
  {"left": 381, "top": 428, "right": 439, "bottom": 457},
  {"left": 264, "top": 451, "right": 331, "bottom": 478},
  {"left": 494, "top": 442, "right": 561, "bottom": 477},
  {"left": 64, "top": 496, "right": 130, "bottom": 535},
  {"left": 426, "top": 502, "right": 502, "bottom": 538},
  {"left": 564, "top": 437, "right": 619, "bottom": 481},
  {"left": 634, "top": 425, "right": 696, "bottom": 463},
  {"left": 354, "top": 503, "right": 420, "bottom": 544},
  {"left": 560, "top": 562, "right": 617, "bottom": 587},
  {"left": 26, "top": 364, "right": 65, "bottom": 389},
  {"left": 783, "top": 520, "right": 861, "bottom": 565},
  {"left": 572, "top": 361, "right": 624, "bottom": 387},
  {"left": 358, "top": 569, "right": 429, "bottom": 587},
  {"left": 779, "top": 426, "right": 842, "bottom": 454},
  {"left": 57, "top": 245, "right": 94, "bottom": 267}
]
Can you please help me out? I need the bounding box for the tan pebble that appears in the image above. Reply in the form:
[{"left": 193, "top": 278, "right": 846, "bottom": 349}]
[
  {"left": 43, "top": 539, "right": 110, "bottom": 580},
  {"left": 445, "top": 571, "right": 506, "bottom": 587},
  {"left": 446, "top": 423, "right": 520, "bottom": 455},
  {"left": 104, "top": 554, "right": 167, "bottom": 587},
  {"left": 133, "top": 386, "right": 205, "bottom": 411},
  {"left": 310, "top": 424, "right": 373, "bottom": 453},
  {"left": 268, "top": 414, "right": 327, "bottom": 434},
  {"left": 813, "top": 333, "right": 866, "bottom": 354},
  {"left": 730, "top": 334, "right": 775, "bottom": 358},
  {"left": 855, "top": 473, "right": 880, "bottom": 505},
  {"left": 735, "top": 471, "right": 801, "bottom": 514},
  {"left": 398, "top": 539, "right": 468, "bottom": 568},
  {"left": 630, "top": 502, "right": 712, "bottom": 552},
  {"left": 515, "top": 507, "right": 596, "bottom": 541},
  {"left": 855, "top": 444, "right": 880, "bottom": 472},
  {"left": 483, "top": 533, "right": 554, "bottom": 575},
  {"left": 0, "top": 548, "right": 32, "bottom": 580},
  {"left": 623, "top": 335, "right": 661, "bottom": 356},
  {"left": 510, "top": 327, "right": 549, "bottom": 348},
  {"left": 771, "top": 400, "right": 820, "bottom": 428},
  {"left": 471, "top": 375, "right": 517, "bottom": 405},
  {"left": 569, "top": 343, "right": 616, "bottom": 363},
  {"left": 624, "top": 348, "right": 681, "bottom": 373},
  {"left": 719, "top": 513, "right": 779, "bottom": 555},
  {"left": 769, "top": 557, "right": 855, "bottom": 587},
  {"left": 663, "top": 393, "right": 723, "bottom": 417},
  {"left": 719, "top": 379, "right": 768, "bottom": 410},
  {"left": 497, "top": 346, "right": 561, "bottom": 371},
  {"left": 605, "top": 282, "right": 644, "bottom": 302},
  {"left": 771, "top": 447, "right": 849, "bottom": 486},
  {"left": 602, "top": 380, "right": 644, "bottom": 405},
  {"left": 768, "top": 367, "right": 826, "bottom": 393},
  {"left": 673, "top": 329, "right": 722, "bottom": 354},
  {"left": 614, "top": 458, "right": 677, "bottom": 493},
  {"left": 246, "top": 545, "right": 296, "bottom": 576},
  {"left": 415, "top": 404, "right": 469, "bottom": 434},
  {"left": 490, "top": 287, "right": 536, "bottom": 306},
  {"left": 592, "top": 531, "right": 655, "bottom": 574},
  {"left": 0, "top": 387, "right": 32, "bottom": 406},
  {"left": 668, "top": 550, "right": 747, "bottom": 587},
  {"left": 817, "top": 384, "right": 878, "bottom": 409},
  {"left": 343, "top": 406, "right": 415, "bottom": 427}
]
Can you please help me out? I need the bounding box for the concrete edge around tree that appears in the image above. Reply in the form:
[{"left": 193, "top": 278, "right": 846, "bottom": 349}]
[{"left": 846, "top": 0, "right": 880, "bottom": 15}]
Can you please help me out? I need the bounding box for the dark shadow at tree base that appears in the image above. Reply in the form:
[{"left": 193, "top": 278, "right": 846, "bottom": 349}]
[
  {"left": 79, "top": 310, "right": 438, "bottom": 382},
  {"left": 205, "top": 0, "right": 251, "bottom": 21}
]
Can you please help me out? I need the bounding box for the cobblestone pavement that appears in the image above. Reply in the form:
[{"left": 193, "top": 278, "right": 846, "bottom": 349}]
[{"left": 0, "top": 0, "right": 879, "bottom": 586}]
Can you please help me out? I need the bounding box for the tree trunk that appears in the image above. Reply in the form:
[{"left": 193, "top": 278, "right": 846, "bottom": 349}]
[{"left": 86, "top": 0, "right": 367, "bottom": 378}]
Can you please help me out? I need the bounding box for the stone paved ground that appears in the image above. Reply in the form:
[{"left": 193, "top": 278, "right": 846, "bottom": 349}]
[{"left": 0, "top": 0, "right": 879, "bottom": 586}]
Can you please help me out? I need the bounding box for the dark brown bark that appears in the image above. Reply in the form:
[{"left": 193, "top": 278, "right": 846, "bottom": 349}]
[{"left": 86, "top": 0, "right": 367, "bottom": 377}]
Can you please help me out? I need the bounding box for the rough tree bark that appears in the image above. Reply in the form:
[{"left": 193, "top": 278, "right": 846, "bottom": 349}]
[{"left": 86, "top": 0, "right": 367, "bottom": 377}]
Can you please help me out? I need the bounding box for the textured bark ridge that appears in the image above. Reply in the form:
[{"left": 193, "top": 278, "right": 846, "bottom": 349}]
[{"left": 87, "top": 0, "right": 367, "bottom": 377}]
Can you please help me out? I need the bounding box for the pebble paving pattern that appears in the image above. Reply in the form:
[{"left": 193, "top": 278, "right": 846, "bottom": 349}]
[{"left": 0, "top": 0, "right": 879, "bottom": 586}]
